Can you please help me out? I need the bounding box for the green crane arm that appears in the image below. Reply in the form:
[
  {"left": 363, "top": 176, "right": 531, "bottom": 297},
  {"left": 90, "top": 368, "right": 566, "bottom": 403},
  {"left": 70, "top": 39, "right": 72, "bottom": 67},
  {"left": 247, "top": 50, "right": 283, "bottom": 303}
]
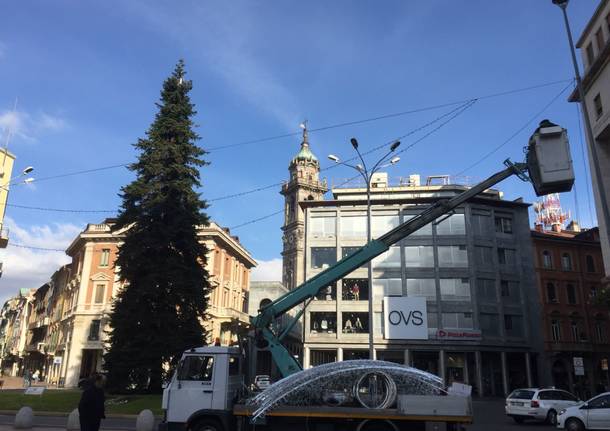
[{"left": 251, "top": 162, "right": 527, "bottom": 377}]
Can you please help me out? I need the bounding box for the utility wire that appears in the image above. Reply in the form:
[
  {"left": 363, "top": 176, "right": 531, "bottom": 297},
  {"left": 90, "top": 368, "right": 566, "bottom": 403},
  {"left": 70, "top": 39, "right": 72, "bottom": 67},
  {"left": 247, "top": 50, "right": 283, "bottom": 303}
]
[
  {"left": 454, "top": 80, "right": 574, "bottom": 176},
  {"left": 576, "top": 102, "right": 595, "bottom": 227},
  {"left": 8, "top": 243, "right": 66, "bottom": 252},
  {"left": 5, "top": 203, "right": 116, "bottom": 213}
]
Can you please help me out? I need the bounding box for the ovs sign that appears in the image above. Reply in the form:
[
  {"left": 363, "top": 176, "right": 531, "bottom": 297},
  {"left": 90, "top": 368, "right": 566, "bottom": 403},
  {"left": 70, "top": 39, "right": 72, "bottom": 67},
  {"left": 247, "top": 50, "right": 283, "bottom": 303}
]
[{"left": 383, "top": 297, "right": 428, "bottom": 340}]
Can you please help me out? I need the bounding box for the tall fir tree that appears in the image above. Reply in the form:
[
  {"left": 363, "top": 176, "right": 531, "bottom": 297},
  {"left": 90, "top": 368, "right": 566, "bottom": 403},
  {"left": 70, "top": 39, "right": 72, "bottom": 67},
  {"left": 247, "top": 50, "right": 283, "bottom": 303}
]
[{"left": 104, "top": 60, "right": 210, "bottom": 393}]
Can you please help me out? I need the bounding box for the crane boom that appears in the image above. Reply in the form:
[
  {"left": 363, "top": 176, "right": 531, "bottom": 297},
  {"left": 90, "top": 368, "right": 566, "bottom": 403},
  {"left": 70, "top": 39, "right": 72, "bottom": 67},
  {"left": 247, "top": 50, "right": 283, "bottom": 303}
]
[{"left": 250, "top": 161, "right": 527, "bottom": 377}]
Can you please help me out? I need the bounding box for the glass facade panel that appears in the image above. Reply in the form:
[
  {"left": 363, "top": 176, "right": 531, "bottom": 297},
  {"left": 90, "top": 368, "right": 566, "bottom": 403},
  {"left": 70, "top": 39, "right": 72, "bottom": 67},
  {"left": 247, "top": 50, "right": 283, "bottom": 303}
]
[
  {"left": 504, "top": 314, "right": 523, "bottom": 337},
  {"left": 436, "top": 214, "right": 465, "bottom": 235},
  {"left": 438, "top": 245, "right": 468, "bottom": 267},
  {"left": 404, "top": 246, "right": 434, "bottom": 267},
  {"left": 342, "top": 312, "right": 369, "bottom": 333},
  {"left": 480, "top": 313, "right": 499, "bottom": 336},
  {"left": 372, "top": 214, "right": 399, "bottom": 237},
  {"left": 474, "top": 246, "right": 493, "bottom": 267},
  {"left": 340, "top": 216, "right": 367, "bottom": 237},
  {"left": 309, "top": 216, "right": 335, "bottom": 237},
  {"left": 403, "top": 215, "right": 433, "bottom": 236},
  {"left": 440, "top": 278, "right": 471, "bottom": 301},
  {"left": 311, "top": 247, "right": 336, "bottom": 269},
  {"left": 477, "top": 279, "right": 496, "bottom": 302},
  {"left": 373, "top": 278, "right": 402, "bottom": 299},
  {"left": 373, "top": 247, "right": 401, "bottom": 268},
  {"left": 427, "top": 312, "right": 438, "bottom": 328},
  {"left": 500, "top": 280, "right": 520, "bottom": 302},
  {"left": 406, "top": 278, "right": 436, "bottom": 300},
  {"left": 442, "top": 312, "right": 474, "bottom": 329}
]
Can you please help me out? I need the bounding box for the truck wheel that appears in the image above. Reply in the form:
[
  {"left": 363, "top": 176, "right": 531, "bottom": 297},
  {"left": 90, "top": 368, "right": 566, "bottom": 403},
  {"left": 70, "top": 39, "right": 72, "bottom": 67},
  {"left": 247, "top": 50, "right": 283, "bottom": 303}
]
[
  {"left": 565, "top": 418, "right": 585, "bottom": 431},
  {"left": 192, "top": 419, "right": 223, "bottom": 431}
]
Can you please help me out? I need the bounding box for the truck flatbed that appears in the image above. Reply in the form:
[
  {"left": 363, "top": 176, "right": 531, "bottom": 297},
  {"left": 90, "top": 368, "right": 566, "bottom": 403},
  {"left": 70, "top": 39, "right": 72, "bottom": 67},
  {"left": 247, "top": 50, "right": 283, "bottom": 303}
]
[{"left": 233, "top": 404, "right": 473, "bottom": 424}]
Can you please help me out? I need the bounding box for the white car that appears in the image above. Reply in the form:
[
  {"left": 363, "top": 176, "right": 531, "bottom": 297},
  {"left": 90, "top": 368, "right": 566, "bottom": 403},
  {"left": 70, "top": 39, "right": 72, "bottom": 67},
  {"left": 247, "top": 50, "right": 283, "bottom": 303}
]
[
  {"left": 505, "top": 388, "right": 581, "bottom": 424},
  {"left": 556, "top": 392, "right": 610, "bottom": 430},
  {"left": 253, "top": 374, "right": 271, "bottom": 390}
]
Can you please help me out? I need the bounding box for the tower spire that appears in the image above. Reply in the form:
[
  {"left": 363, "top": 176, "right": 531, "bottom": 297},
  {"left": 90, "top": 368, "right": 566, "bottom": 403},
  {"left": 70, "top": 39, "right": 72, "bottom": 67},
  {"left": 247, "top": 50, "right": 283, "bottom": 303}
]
[{"left": 299, "top": 120, "right": 309, "bottom": 147}]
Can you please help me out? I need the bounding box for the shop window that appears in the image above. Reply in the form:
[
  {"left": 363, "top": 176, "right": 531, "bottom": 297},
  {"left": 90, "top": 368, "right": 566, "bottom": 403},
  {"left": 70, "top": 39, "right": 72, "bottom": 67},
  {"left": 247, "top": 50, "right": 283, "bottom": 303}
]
[
  {"left": 586, "top": 255, "right": 596, "bottom": 273},
  {"left": 438, "top": 245, "right": 468, "bottom": 267},
  {"left": 542, "top": 250, "right": 553, "bottom": 269},
  {"left": 341, "top": 246, "right": 366, "bottom": 269},
  {"left": 311, "top": 247, "right": 336, "bottom": 270},
  {"left": 406, "top": 278, "right": 436, "bottom": 300},
  {"left": 373, "top": 278, "right": 402, "bottom": 299},
  {"left": 376, "top": 350, "right": 404, "bottom": 364},
  {"left": 310, "top": 312, "right": 336, "bottom": 334},
  {"left": 494, "top": 216, "right": 513, "bottom": 234},
  {"left": 344, "top": 350, "right": 368, "bottom": 360},
  {"left": 342, "top": 279, "right": 368, "bottom": 301},
  {"left": 372, "top": 247, "right": 401, "bottom": 268},
  {"left": 310, "top": 349, "right": 337, "bottom": 366},
  {"left": 561, "top": 253, "right": 572, "bottom": 271},
  {"left": 342, "top": 312, "right": 368, "bottom": 334},
  {"left": 314, "top": 284, "right": 336, "bottom": 301},
  {"left": 547, "top": 283, "right": 558, "bottom": 303},
  {"left": 440, "top": 278, "right": 470, "bottom": 301},
  {"left": 436, "top": 214, "right": 466, "bottom": 235},
  {"left": 309, "top": 216, "right": 335, "bottom": 237},
  {"left": 404, "top": 246, "right": 434, "bottom": 267},
  {"left": 567, "top": 284, "right": 577, "bottom": 305}
]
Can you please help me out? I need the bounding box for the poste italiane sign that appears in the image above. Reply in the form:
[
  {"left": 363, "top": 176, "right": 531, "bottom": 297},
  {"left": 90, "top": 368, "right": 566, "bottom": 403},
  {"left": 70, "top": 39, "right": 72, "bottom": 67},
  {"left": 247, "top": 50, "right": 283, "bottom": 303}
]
[{"left": 383, "top": 297, "right": 428, "bottom": 340}]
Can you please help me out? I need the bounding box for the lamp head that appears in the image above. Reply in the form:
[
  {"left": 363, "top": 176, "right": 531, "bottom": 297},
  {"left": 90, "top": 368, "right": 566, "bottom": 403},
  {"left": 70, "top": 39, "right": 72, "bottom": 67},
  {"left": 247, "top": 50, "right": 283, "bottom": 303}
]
[
  {"left": 390, "top": 156, "right": 400, "bottom": 165},
  {"left": 552, "top": 0, "right": 568, "bottom": 8},
  {"left": 23, "top": 178, "right": 34, "bottom": 184},
  {"left": 328, "top": 154, "right": 340, "bottom": 163},
  {"left": 22, "top": 166, "right": 34, "bottom": 175},
  {"left": 390, "top": 141, "right": 401, "bottom": 152},
  {"left": 350, "top": 138, "right": 359, "bottom": 149},
  {"left": 356, "top": 164, "right": 364, "bottom": 172}
]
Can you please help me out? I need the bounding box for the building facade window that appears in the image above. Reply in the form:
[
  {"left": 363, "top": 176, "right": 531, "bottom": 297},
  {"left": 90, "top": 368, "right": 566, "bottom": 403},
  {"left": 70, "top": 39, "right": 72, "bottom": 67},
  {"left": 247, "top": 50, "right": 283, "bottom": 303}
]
[
  {"left": 440, "top": 278, "right": 470, "bottom": 301},
  {"left": 310, "top": 312, "right": 336, "bottom": 334},
  {"left": 372, "top": 214, "right": 399, "bottom": 237},
  {"left": 88, "top": 320, "right": 101, "bottom": 341},
  {"left": 372, "top": 247, "right": 401, "bottom": 268},
  {"left": 315, "top": 284, "right": 336, "bottom": 301},
  {"left": 373, "top": 278, "right": 402, "bottom": 299},
  {"left": 403, "top": 215, "right": 433, "bottom": 236},
  {"left": 100, "top": 249, "right": 110, "bottom": 267},
  {"left": 477, "top": 278, "right": 496, "bottom": 302},
  {"left": 500, "top": 280, "right": 520, "bottom": 302},
  {"left": 437, "top": 245, "right": 468, "bottom": 267},
  {"left": 497, "top": 248, "right": 516, "bottom": 266},
  {"left": 586, "top": 255, "right": 596, "bottom": 273},
  {"left": 547, "top": 283, "right": 558, "bottom": 303},
  {"left": 405, "top": 278, "right": 436, "bottom": 300},
  {"left": 504, "top": 315, "right": 523, "bottom": 337},
  {"left": 561, "top": 253, "right": 572, "bottom": 271},
  {"left": 594, "top": 94, "right": 603, "bottom": 119},
  {"left": 435, "top": 214, "right": 465, "bottom": 235},
  {"left": 596, "top": 28, "right": 605, "bottom": 52},
  {"left": 474, "top": 246, "right": 494, "bottom": 267},
  {"left": 566, "top": 284, "right": 577, "bottom": 305},
  {"left": 586, "top": 42, "right": 595, "bottom": 66},
  {"left": 404, "top": 246, "right": 434, "bottom": 267},
  {"left": 311, "top": 247, "right": 336, "bottom": 269},
  {"left": 595, "top": 321, "right": 607, "bottom": 342},
  {"left": 342, "top": 312, "right": 368, "bottom": 333},
  {"left": 542, "top": 250, "right": 553, "bottom": 269},
  {"left": 551, "top": 319, "right": 561, "bottom": 342},
  {"left": 494, "top": 216, "right": 513, "bottom": 234},
  {"left": 309, "top": 216, "right": 335, "bottom": 237},
  {"left": 342, "top": 278, "right": 368, "bottom": 301},
  {"left": 571, "top": 321, "right": 579, "bottom": 342},
  {"left": 480, "top": 313, "right": 500, "bottom": 336},
  {"left": 340, "top": 215, "right": 367, "bottom": 237},
  {"left": 94, "top": 284, "right": 105, "bottom": 304},
  {"left": 442, "top": 312, "right": 473, "bottom": 329}
]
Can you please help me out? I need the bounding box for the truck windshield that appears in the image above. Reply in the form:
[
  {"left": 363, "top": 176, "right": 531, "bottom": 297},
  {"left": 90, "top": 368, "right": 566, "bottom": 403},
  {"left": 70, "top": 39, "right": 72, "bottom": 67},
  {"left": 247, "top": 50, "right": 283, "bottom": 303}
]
[{"left": 178, "top": 355, "right": 214, "bottom": 381}]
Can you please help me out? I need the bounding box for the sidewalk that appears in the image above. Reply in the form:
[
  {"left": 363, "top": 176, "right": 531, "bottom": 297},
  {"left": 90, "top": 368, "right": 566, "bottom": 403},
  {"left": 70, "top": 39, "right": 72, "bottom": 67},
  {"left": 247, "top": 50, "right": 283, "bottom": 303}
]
[{"left": 0, "top": 377, "right": 48, "bottom": 390}]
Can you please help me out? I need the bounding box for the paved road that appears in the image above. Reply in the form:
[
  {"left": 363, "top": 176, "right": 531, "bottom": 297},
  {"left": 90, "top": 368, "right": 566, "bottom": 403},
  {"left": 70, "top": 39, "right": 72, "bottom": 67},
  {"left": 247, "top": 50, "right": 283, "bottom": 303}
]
[{"left": 0, "top": 400, "right": 557, "bottom": 431}]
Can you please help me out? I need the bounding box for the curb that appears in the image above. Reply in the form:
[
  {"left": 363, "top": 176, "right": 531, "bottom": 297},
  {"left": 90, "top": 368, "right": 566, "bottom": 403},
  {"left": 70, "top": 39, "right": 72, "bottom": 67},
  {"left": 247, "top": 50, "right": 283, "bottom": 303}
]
[{"left": 0, "top": 411, "right": 162, "bottom": 419}]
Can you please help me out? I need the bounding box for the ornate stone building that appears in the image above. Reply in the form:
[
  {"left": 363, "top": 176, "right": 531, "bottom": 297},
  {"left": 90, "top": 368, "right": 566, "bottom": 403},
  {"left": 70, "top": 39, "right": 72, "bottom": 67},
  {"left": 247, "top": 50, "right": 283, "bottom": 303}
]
[{"left": 280, "top": 125, "right": 327, "bottom": 290}]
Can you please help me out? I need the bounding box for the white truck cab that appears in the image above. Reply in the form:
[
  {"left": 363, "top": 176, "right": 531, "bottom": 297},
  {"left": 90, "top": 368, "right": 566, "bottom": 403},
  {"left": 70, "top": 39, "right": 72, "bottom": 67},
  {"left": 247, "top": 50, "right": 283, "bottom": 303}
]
[{"left": 161, "top": 346, "right": 243, "bottom": 431}]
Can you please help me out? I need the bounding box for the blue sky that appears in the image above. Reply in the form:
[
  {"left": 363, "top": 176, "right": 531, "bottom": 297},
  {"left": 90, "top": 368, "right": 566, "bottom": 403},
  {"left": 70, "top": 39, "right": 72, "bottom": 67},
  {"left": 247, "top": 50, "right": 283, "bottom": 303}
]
[{"left": 0, "top": 0, "right": 600, "bottom": 302}]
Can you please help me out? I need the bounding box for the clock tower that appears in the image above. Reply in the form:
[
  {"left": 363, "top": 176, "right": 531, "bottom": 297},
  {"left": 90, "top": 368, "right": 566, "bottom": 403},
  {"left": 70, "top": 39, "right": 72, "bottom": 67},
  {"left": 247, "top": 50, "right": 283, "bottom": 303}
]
[{"left": 280, "top": 124, "right": 327, "bottom": 290}]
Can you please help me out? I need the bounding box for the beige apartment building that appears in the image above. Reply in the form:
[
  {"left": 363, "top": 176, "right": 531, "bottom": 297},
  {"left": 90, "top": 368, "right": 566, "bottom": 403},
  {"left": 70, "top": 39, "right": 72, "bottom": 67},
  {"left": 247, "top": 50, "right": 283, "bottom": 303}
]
[
  {"left": 569, "top": 0, "right": 610, "bottom": 280},
  {"left": 0, "top": 219, "right": 255, "bottom": 387}
]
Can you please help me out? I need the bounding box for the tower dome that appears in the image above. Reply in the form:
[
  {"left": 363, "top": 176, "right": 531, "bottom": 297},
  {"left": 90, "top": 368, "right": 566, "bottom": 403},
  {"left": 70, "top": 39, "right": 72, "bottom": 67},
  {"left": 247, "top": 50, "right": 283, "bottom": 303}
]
[{"left": 290, "top": 122, "right": 318, "bottom": 166}]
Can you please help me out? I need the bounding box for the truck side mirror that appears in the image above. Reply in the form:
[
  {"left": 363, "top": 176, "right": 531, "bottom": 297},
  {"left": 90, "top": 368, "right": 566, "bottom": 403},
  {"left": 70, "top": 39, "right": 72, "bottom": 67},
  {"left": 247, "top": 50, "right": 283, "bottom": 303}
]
[{"left": 526, "top": 119, "right": 574, "bottom": 196}]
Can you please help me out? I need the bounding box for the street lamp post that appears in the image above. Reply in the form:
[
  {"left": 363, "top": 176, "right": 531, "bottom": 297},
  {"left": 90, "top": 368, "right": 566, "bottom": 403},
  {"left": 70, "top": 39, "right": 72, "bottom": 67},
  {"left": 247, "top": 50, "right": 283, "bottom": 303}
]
[
  {"left": 329, "top": 140, "right": 400, "bottom": 360},
  {"left": 552, "top": 0, "right": 610, "bottom": 251}
]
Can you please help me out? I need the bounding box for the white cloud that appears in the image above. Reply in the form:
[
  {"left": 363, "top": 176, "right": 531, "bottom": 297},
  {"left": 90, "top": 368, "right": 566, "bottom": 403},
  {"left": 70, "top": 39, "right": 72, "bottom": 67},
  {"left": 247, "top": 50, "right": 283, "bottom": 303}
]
[
  {"left": 0, "top": 218, "right": 82, "bottom": 303},
  {"left": 251, "top": 258, "right": 282, "bottom": 282},
  {"left": 0, "top": 109, "right": 67, "bottom": 144}
]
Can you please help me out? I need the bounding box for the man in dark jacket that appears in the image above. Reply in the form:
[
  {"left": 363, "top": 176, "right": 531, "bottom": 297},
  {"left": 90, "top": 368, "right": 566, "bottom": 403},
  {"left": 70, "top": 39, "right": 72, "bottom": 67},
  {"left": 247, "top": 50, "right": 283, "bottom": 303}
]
[{"left": 78, "top": 374, "right": 106, "bottom": 431}]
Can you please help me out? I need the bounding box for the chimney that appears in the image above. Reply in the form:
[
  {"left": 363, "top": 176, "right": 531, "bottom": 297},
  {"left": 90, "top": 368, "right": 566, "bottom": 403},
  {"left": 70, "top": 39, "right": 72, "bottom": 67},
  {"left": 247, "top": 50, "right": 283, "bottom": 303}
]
[
  {"left": 551, "top": 223, "right": 562, "bottom": 233},
  {"left": 566, "top": 220, "right": 581, "bottom": 232}
]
